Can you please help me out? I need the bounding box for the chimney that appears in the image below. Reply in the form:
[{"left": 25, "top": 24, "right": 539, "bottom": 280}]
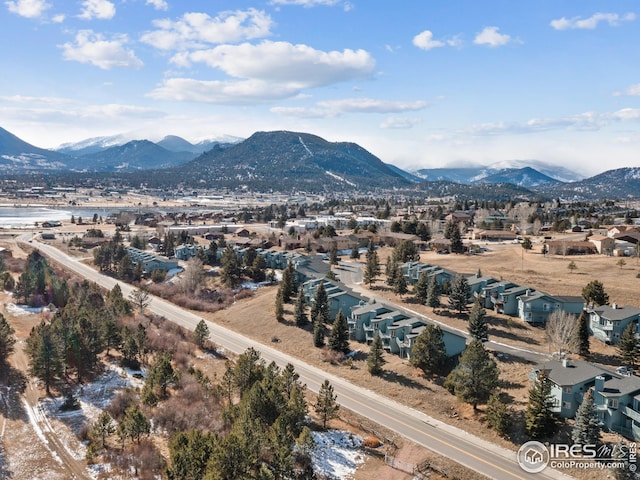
[
  {"left": 612, "top": 303, "right": 618, "bottom": 310},
  {"left": 562, "top": 358, "right": 571, "bottom": 368},
  {"left": 595, "top": 375, "right": 605, "bottom": 392}
]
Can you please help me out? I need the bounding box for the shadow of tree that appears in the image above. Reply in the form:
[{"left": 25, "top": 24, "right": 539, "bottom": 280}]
[
  {"left": 0, "top": 444, "right": 13, "bottom": 479},
  {"left": 588, "top": 351, "right": 620, "bottom": 367},
  {"left": 490, "top": 350, "right": 536, "bottom": 365},
  {"left": 487, "top": 327, "right": 541, "bottom": 345},
  {"left": 380, "top": 370, "right": 428, "bottom": 390}
]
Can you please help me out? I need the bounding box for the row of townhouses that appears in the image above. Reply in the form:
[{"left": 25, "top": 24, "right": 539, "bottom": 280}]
[
  {"left": 532, "top": 359, "right": 640, "bottom": 441},
  {"left": 301, "top": 278, "right": 467, "bottom": 360},
  {"left": 400, "top": 261, "right": 640, "bottom": 344}
]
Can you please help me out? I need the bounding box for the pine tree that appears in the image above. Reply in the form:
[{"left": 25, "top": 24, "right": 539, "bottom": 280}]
[
  {"left": 363, "top": 240, "right": 380, "bottom": 287},
  {"left": 414, "top": 271, "right": 429, "bottom": 305},
  {"left": 25, "top": 321, "right": 63, "bottom": 395},
  {"left": 275, "top": 288, "right": 284, "bottom": 322},
  {"left": 426, "top": 275, "right": 441, "bottom": 309},
  {"left": 468, "top": 297, "right": 489, "bottom": 342},
  {"left": 310, "top": 282, "right": 330, "bottom": 325},
  {"left": 313, "top": 317, "right": 325, "bottom": 348},
  {"left": 328, "top": 242, "right": 339, "bottom": 265},
  {"left": 486, "top": 392, "right": 511, "bottom": 437},
  {"left": 328, "top": 310, "right": 350, "bottom": 354},
  {"left": 572, "top": 390, "right": 601, "bottom": 446},
  {"left": 572, "top": 310, "right": 590, "bottom": 358},
  {"left": 314, "top": 380, "right": 339, "bottom": 429},
  {"left": 385, "top": 260, "right": 399, "bottom": 287},
  {"left": 0, "top": 313, "right": 16, "bottom": 366},
  {"left": 91, "top": 411, "right": 115, "bottom": 448},
  {"left": 281, "top": 262, "right": 297, "bottom": 302},
  {"left": 410, "top": 324, "right": 447, "bottom": 376},
  {"left": 444, "top": 220, "right": 464, "bottom": 253},
  {"left": 367, "top": 334, "right": 386, "bottom": 376},
  {"left": 448, "top": 275, "right": 470, "bottom": 313},
  {"left": 582, "top": 280, "right": 609, "bottom": 307},
  {"left": 193, "top": 319, "right": 210, "bottom": 348},
  {"left": 525, "top": 370, "right": 557, "bottom": 439},
  {"left": 221, "top": 245, "right": 242, "bottom": 287},
  {"left": 445, "top": 340, "right": 499, "bottom": 409},
  {"left": 393, "top": 272, "right": 408, "bottom": 297},
  {"left": 618, "top": 322, "right": 638, "bottom": 367},
  {"left": 294, "top": 289, "right": 308, "bottom": 328}
]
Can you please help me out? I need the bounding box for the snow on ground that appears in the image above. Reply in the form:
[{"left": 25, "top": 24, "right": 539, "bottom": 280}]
[
  {"left": 5, "top": 303, "right": 48, "bottom": 315},
  {"left": 38, "top": 363, "right": 145, "bottom": 463},
  {"left": 310, "top": 430, "right": 364, "bottom": 480}
]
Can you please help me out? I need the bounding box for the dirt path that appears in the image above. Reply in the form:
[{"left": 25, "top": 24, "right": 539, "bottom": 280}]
[{"left": 0, "top": 300, "right": 90, "bottom": 480}]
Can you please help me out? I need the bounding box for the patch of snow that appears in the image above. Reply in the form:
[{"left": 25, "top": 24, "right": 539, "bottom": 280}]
[
  {"left": 22, "top": 399, "right": 64, "bottom": 465},
  {"left": 240, "top": 281, "right": 272, "bottom": 291},
  {"left": 299, "top": 136, "right": 314, "bottom": 156},
  {"left": 310, "top": 430, "right": 364, "bottom": 480},
  {"left": 5, "top": 303, "right": 47, "bottom": 315},
  {"left": 325, "top": 171, "right": 357, "bottom": 187}
]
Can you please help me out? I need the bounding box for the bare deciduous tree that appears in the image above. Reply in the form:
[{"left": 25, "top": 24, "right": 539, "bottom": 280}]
[
  {"left": 546, "top": 310, "right": 578, "bottom": 356},
  {"left": 180, "top": 257, "right": 204, "bottom": 294}
]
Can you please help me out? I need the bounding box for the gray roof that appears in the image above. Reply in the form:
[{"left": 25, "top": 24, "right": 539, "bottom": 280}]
[
  {"left": 600, "top": 375, "right": 640, "bottom": 398},
  {"left": 351, "top": 303, "right": 390, "bottom": 316},
  {"left": 537, "top": 360, "right": 607, "bottom": 387},
  {"left": 593, "top": 305, "right": 640, "bottom": 321}
]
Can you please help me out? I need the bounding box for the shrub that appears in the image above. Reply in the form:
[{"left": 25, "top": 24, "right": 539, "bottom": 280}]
[{"left": 362, "top": 436, "right": 382, "bottom": 448}]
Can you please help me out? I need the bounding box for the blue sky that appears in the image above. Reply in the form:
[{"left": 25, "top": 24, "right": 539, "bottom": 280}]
[{"left": 1, "top": 0, "right": 639, "bottom": 175}]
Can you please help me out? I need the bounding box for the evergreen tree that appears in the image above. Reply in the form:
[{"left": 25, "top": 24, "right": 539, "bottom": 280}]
[
  {"left": 525, "top": 370, "right": 558, "bottom": 439},
  {"left": 313, "top": 317, "right": 325, "bottom": 348},
  {"left": 467, "top": 297, "right": 489, "bottom": 342},
  {"left": 349, "top": 244, "right": 360, "bottom": 259},
  {"left": 410, "top": 324, "right": 447, "bottom": 376},
  {"left": 328, "top": 310, "right": 350, "bottom": 354},
  {"left": 414, "top": 271, "right": 429, "bottom": 305},
  {"left": 281, "top": 262, "right": 297, "bottom": 302},
  {"left": 167, "top": 430, "right": 217, "bottom": 480},
  {"left": 444, "top": 220, "right": 464, "bottom": 253},
  {"left": 220, "top": 245, "right": 242, "bottom": 287},
  {"left": 129, "top": 287, "right": 150, "bottom": 313},
  {"left": 119, "top": 403, "right": 150, "bottom": 444},
  {"left": 328, "top": 242, "right": 339, "bottom": 265},
  {"left": 310, "top": 282, "right": 330, "bottom": 325},
  {"left": 582, "top": 280, "right": 609, "bottom": 306},
  {"left": 193, "top": 319, "right": 210, "bottom": 348},
  {"left": 0, "top": 313, "right": 16, "bottom": 366},
  {"left": 367, "top": 334, "right": 386, "bottom": 376},
  {"left": 572, "top": 390, "right": 601, "bottom": 446},
  {"left": 294, "top": 289, "right": 308, "bottom": 328},
  {"left": 275, "top": 288, "right": 285, "bottom": 322},
  {"left": 91, "top": 411, "right": 115, "bottom": 448},
  {"left": 363, "top": 240, "right": 380, "bottom": 287},
  {"left": 486, "top": 392, "right": 511, "bottom": 437},
  {"left": 393, "top": 271, "right": 408, "bottom": 297},
  {"left": 25, "top": 321, "right": 63, "bottom": 395},
  {"left": 426, "top": 275, "right": 441, "bottom": 309},
  {"left": 445, "top": 340, "right": 499, "bottom": 409},
  {"left": 314, "top": 380, "right": 339, "bottom": 429},
  {"left": 385, "top": 258, "right": 398, "bottom": 286},
  {"left": 618, "top": 323, "right": 638, "bottom": 367},
  {"left": 448, "top": 275, "right": 470, "bottom": 313},
  {"left": 572, "top": 310, "right": 590, "bottom": 358}
]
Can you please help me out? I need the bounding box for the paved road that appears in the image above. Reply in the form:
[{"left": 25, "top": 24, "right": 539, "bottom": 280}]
[{"left": 23, "top": 236, "right": 571, "bottom": 480}]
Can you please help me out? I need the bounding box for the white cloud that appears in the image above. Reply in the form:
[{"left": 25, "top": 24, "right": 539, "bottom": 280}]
[
  {"left": 271, "top": 98, "right": 427, "bottom": 118},
  {"left": 180, "top": 41, "right": 375, "bottom": 89},
  {"left": 146, "top": 0, "right": 168, "bottom": 11},
  {"left": 5, "top": 0, "right": 50, "bottom": 18},
  {"left": 380, "top": 117, "right": 421, "bottom": 129},
  {"left": 78, "top": 0, "right": 115, "bottom": 20},
  {"left": 270, "top": 0, "right": 341, "bottom": 6},
  {"left": 613, "top": 83, "right": 640, "bottom": 96},
  {"left": 473, "top": 26, "right": 511, "bottom": 47},
  {"left": 140, "top": 9, "right": 273, "bottom": 51},
  {"left": 0, "top": 94, "right": 74, "bottom": 105},
  {"left": 317, "top": 98, "right": 427, "bottom": 114},
  {"left": 413, "top": 30, "right": 462, "bottom": 50},
  {"left": 412, "top": 30, "right": 444, "bottom": 51},
  {"left": 550, "top": 12, "right": 636, "bottom": 30},
  {"left": 148, "top": 78, "right": 300, "bottom": 104},
  {"left": 52, "top": 13, "right": 64, "bottom": 22},
  {"left": 60, "top": 30, "right": 143, "bottom": 70}
]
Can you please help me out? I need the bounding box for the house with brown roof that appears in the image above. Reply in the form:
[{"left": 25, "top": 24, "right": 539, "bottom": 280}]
[{"left": 588, "top": 234, "right": 615, "bottom": 255}]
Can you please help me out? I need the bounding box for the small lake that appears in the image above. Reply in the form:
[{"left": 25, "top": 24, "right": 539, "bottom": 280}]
[{"left": 0, "top": 206, "right": 120, "bottom": 228}]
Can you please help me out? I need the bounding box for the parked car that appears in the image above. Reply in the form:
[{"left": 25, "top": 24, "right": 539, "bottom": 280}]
[{"left": 616, "top": 366, "right": 634, "bottom": 376}]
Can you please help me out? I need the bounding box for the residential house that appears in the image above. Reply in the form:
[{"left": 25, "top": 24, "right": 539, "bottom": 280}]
[
  {"left": 125, "top": 246, "right": 178, "bottom": 274},
  {"left": 530, "top": 358, "right": 640, "bottom": 440},
  {"left": 589, "top": 304, "right": 640, "bottom": 344},
  {"left": 175, "top": 243, "right": 200, "bottom": 261},
  {"left": 546, "top": 240, "right": 596, "bottom": 256},
  {"left": 531, "top": 359, "right": 608, "bottom": 418},
  {"left": 472, "top": 230, "right": 517, "bottom": 242},
  {"left": 494, "top": 284, "right": 531, "bottom": 316},
  {"left": 517, "top": 291, "right": 584, "bottom": 324},
  {"left": 588, "top": 235, "right": 615, "bottom": 255}
]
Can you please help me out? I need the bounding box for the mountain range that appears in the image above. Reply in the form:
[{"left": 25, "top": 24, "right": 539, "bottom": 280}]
[{"left": 1, "top": 125, "right": 639, "bottom": 199}]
